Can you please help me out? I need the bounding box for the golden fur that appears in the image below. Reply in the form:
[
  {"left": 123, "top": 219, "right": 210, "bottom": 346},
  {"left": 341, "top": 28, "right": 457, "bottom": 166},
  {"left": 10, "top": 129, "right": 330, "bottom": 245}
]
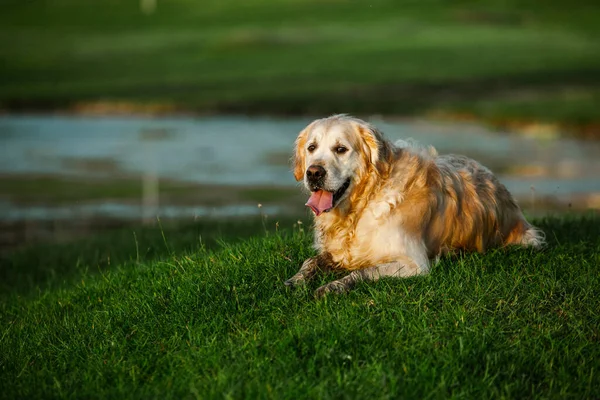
[{"left": 286, "top": 114, "right": 544, "bottom": 297}]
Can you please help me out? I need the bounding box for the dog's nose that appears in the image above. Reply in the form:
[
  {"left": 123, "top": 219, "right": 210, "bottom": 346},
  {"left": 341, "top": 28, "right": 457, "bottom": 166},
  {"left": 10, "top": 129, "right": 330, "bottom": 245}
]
[{"left": 306, "top": 165, "right": 326, "bottom": 180}]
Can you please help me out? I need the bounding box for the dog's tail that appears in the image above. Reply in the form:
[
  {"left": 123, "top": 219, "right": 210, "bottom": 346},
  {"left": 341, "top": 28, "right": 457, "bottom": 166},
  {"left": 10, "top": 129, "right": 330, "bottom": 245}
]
[{"left": 520, "top": 224, "right": 546, "bottom": 249}]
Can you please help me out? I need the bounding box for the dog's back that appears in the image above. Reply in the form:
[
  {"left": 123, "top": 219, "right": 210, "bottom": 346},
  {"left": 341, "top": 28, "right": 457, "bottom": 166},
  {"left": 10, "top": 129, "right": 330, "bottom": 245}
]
[{"left": 427, "top": 153, "right": 544, "bottom": 254}]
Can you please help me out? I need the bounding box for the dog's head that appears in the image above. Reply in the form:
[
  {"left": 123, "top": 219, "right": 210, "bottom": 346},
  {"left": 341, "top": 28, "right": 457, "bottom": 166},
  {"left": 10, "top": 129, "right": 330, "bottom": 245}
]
[{"left": 292, "top": 114, "right": 391, "bottom": 216}]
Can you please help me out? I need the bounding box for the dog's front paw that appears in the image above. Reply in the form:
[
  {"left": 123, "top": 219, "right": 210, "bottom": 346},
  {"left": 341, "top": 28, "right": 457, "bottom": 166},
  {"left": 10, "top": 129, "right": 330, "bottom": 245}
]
[
  {"left": 314, "top": 279, "right": 350, "bottom": 298},
  {"left": 284, "top": 274, "right": 306, "bottom": 288}
]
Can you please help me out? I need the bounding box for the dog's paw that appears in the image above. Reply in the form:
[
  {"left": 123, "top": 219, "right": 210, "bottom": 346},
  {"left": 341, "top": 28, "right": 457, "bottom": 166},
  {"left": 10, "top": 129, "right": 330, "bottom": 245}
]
[
  {"left": 284, "top": 274, "right": 305, "bottom": 288},
  {"left": 314, "top": 280, "right": 350, "bottom": 298}
]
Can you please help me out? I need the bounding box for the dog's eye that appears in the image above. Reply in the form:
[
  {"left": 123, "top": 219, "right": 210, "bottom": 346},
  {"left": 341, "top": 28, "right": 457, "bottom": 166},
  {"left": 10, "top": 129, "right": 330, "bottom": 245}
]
[
  {"left": 335, "top": 146, "right": 348, "bottom": 154},
  {"left": 307, "top": 144, "right": 316, "bottom": 152}
]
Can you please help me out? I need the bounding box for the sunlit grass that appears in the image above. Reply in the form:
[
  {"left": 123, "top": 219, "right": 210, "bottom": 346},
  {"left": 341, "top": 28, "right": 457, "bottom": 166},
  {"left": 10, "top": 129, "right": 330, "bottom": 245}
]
[{"left": 1, "top": 215, "right": 598, "bottom": 398}]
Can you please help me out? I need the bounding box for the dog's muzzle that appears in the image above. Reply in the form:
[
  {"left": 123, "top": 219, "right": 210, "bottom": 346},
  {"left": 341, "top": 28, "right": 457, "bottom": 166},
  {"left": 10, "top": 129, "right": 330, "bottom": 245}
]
[{"left": 306, "top": 165, "right": 326, "bottom": 191}]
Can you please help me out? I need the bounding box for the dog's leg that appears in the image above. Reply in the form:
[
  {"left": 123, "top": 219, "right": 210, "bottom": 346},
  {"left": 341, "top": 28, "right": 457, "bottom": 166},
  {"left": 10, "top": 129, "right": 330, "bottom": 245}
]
[
  {"left": 314, "top": 256, "right": 424, "bottom": 298},
  {"left": 284, "top": 252, "right": 334, "bottom": 287}
]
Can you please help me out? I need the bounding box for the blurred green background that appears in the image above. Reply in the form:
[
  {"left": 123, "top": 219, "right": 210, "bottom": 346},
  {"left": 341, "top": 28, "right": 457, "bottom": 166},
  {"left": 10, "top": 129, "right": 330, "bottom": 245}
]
[{"left": 1, "top": 0, "right": 599, "bottom": 134}]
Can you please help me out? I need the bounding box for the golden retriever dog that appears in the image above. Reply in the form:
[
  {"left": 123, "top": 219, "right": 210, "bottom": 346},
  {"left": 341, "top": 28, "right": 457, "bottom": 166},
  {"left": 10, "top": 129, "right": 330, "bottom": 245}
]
[{"left": 285, "top": 114, "right": 544, "bottom": 297}]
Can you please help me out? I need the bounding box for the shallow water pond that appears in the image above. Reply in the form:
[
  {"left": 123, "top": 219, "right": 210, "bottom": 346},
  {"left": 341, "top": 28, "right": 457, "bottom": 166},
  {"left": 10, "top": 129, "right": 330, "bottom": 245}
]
[{"left": 1, "top": 114, "right": 599, "bottom": 222}]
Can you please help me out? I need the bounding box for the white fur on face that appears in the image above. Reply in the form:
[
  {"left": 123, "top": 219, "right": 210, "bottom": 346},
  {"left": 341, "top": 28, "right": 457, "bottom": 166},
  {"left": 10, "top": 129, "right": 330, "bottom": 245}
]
[{"left": 303, "top": 122, "right": 360, "bottom": 194}]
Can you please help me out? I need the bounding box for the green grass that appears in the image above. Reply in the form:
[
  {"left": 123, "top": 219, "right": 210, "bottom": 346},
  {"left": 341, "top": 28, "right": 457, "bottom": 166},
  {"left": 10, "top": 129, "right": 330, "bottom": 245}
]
[
  {"left": 1, "top": 0, "right": 600, "bottom": 131},
  {"left": 1, "top": 215, "right": 599, "bottom": 398},
  {"left": 0, "top": 174, "right": 301, "bottom": 206}
]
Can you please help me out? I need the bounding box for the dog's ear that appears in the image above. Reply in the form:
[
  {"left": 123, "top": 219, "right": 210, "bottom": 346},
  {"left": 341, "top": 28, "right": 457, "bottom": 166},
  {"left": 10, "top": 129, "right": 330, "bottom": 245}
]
[
  {"left": 356, "top": 122, "right": 390, "bottom": 169},
  {"left": 292, "top": 126, "right": 309, "bottom": 181}
]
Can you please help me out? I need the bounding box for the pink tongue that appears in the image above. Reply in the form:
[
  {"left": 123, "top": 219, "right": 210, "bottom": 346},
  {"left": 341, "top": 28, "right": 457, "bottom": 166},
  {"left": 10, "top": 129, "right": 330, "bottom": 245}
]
[{"left": 305, "top": 190, "right": 334, "bottom": 216}]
